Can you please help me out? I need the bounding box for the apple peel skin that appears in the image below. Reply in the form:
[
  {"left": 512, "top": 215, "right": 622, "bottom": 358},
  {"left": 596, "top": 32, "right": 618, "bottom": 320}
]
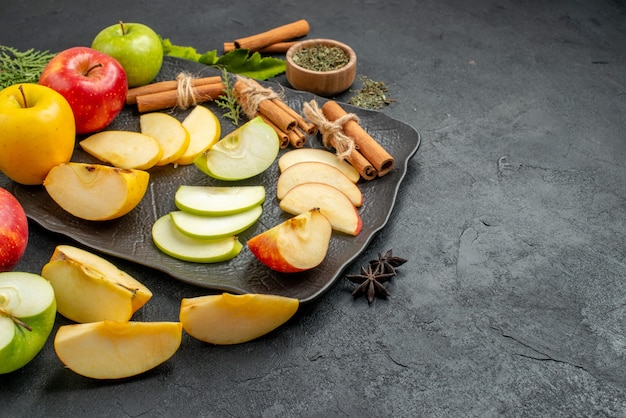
[
  {"left": 0, "top": 272, "right": 56, "bottom": 375},
  {"left": 174, "top": 185, "right": 266, "bottom": 216},
  {"left": 170, "top": 205, "right": 263, "bottom": 240},
  {"left": 0, "top": 187, "right": 28, "bottom": 272},
  {"left": 247, "top": 209, "right": 333, "bottom": 273},
  {"left": 54, "top": 320, "right": 182, "bottom": 380},
  {"left": 180, "top": 293, "right": 299, "bottom": 345}
]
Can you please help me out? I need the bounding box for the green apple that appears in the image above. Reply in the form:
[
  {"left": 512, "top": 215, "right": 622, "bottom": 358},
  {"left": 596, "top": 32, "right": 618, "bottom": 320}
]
[
  {"left": 170, "top": 205, "right": 263, "bottom": 239},
  {"left": 0, "top": 272, "right": 56, "bottom": 374},
  {"left": 174, "top": 185, "right": 266, "bottom": 216},
  {"left": 152, "top": 214, "right": 243, "bottom": 263},
  {"left": 194, "top": 116, "right": 280, "bottom": 181},
  {"left": 91, "top": 21, "right": 163, "bottom": 88}
]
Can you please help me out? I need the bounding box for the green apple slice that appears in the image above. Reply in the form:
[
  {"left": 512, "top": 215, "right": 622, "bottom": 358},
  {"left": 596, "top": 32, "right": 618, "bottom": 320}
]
[
  {"left": 152, "top": 214, "right": 243, "bottom": 263},
  {"left": 0, "top": 272, "right": 56, "bottom": 374},
  {"left": 170, "top": 205, "right": 262, "bottom": 240},
  {"left": 174, "top": 185, "right": 265, "bottom": 216},
  {"left": 194, "top": 116, "right": 280, "bottom": 181}
]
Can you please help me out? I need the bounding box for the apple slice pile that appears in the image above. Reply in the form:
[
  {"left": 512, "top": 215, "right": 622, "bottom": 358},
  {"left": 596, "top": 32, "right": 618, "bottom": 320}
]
[
  {"left": 152, "top": 185, "right": 266, "bottom": 263},
  {"left": 79, "top": 105, "right": 220, "bottom": 170}
]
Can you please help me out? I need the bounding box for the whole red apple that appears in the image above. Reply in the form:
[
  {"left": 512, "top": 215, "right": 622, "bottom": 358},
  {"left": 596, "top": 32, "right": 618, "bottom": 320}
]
[
  {"left": 0, "top": 187, "right": 28, "bottom": 272},
  {"left": 39, "top": 46, "right": 127, "bottom": 135}
]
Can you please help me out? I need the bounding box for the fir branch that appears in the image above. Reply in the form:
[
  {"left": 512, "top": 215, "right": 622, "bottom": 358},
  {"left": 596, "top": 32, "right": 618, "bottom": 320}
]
[
  {"left": 214, "top": 67, "right": 241, "bottom": 126},
  {"left": 0, "top": 46, "right": 56, "bottom": 89}
]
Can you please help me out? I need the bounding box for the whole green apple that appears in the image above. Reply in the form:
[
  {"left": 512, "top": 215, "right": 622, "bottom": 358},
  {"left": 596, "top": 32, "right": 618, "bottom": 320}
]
[
  {"left": 0, "top": 272, "right": 56, "bottom": 374},
  {"left": 91, "top": 21, "right": 163, "bottom": 88}
]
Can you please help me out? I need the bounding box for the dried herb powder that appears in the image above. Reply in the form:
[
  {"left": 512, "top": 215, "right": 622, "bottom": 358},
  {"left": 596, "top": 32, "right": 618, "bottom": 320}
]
[
  {"left": 292, "top": 45, "right": 349, "bottom": 72},
  {"left": 348, "top": 76, "right": 393, "bottom": 110}
]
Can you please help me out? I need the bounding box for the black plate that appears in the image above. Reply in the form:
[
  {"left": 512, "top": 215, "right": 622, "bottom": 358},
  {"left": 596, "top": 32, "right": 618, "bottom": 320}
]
[{"left": 3, "top": 56, "right": 421, "bottom": 303}]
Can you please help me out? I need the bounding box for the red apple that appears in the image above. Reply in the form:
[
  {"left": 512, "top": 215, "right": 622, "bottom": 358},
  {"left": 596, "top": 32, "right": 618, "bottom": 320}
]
[
  {"left": 0, "top": 187, "right": 28, "bottom": 272},
  {"left": 39, "top": 46, "right": 127, "bottom": 134}
]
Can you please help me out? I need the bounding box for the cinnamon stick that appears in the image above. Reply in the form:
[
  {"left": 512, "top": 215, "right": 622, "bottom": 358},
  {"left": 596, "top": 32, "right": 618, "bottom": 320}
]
[
  {"left": 136, "top": 82, "right": 225, "bottom": 113},
  {"left": 233, "top": 79, "right": 296, "bottom": 132},
  {"left": 234, "top": 19, "right": 310, "bottom": 52},
  {"left": 321, "top": 100, "right": 395, "bottom": 177},
  {"left": 287, "top": 127, "right": 306, "bottom": 148},
  {"left": 126, "top": 76, "right": 222, "bottom": 105},
  {"left": 272, "top": 99, "right": 317, "bottom": 135},
  {"left": 223, "top": 41, "right": 297, "bottom": 54},
  {"left": 344, "top": 149, "right": 377, "bottom": 180},
  {"left": 260, "top": 115, "right": 290, "bottom": 148}
]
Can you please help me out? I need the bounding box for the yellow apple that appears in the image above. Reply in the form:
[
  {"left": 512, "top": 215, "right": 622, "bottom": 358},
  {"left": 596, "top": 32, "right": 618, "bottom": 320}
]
[
  {"left": 41, "top": 245, "right": 152, "bottom": 323},
  {"left": 278, "top": 148, "right": 360, "bottom": 183},
  {"left": 0, "top": 83, "right": 75, "bottom": 185},
  {"left": 54, "top": 320, "right": 182, "bottom": 379},
  {"left": 279, "top": 182, "right": 362, "bottom": 236},
  {"left": 180, "top": 293, "right": 299, "bottom": 345},
  {"left": 79, "top": 130, "right": 163, "bottom": 170},
  {"left": 139, "top": 112, "right": 190, "bottom": 166},
  {"left": 43, "top": 162, "right": 149, "bottom": 221},
  {"left": 247, "top": 208, "right": 332, "bottom": 272},
  {"left": 174, "top": 105, "right": 220, "bottom": 165},
  {"left": 277, "top": 161, "right": 363, "bottom": 206}
]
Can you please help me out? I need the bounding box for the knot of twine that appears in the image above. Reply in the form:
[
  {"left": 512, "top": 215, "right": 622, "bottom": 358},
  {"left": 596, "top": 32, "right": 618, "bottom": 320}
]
[
  {"left": 235, "top": 76, "right": 282, "bottom": 119},
  {"left": 175, "top": 72, "right": 198, "bottom": 109},
  {"left": 302, "top": 100, "right": 358, "bottom": 160}
]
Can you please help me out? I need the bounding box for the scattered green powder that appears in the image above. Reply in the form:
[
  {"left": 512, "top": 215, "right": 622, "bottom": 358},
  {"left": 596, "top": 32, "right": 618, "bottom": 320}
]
[
  {"left": 348, "top": 76, "right": 393, "bottom": 110},
  {"left": 292, "top": 45, "right": 349, "bottom": 72}
]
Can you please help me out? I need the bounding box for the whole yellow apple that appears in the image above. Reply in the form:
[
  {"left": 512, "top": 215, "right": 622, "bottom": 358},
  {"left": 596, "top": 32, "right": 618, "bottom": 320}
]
[{"left": 0, "top": 84, "right": 75, "bottom": 185}]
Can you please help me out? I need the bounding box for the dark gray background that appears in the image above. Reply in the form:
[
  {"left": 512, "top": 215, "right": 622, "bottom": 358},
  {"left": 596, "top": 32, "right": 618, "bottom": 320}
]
[{"left": 1, "top": 0, "right": 625, "bottom": 416}]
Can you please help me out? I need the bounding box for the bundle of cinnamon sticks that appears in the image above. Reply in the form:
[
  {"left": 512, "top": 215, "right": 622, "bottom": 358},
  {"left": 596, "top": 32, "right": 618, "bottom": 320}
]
[
  {"left": 303, "top": 100, "right": 395, "bottom": 180},
  {"left": 233, "top": 77, "right": 316, "bottom": 149},
  {"left": 126, "top": 74, "right": 225, "bottom": 113}
]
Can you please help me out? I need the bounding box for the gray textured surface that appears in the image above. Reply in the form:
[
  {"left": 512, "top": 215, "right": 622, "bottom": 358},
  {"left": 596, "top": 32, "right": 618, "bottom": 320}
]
[{"left": 1, "top": 0, "right": 625, "bottom": 416}]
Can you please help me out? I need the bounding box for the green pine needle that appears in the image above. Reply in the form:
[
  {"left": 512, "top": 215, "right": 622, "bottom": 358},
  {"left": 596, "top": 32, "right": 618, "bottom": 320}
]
[{"left": 0, "top": 46, "right": 56, "bottom": 89}]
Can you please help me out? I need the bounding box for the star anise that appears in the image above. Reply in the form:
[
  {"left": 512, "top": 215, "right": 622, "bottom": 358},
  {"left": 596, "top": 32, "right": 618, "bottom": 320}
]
[
  {"left": 369, "top": 249, "right": 407, "bottom": 276},
  {"left": 346, "top": 263, "right": 396, "bottom": 303}
]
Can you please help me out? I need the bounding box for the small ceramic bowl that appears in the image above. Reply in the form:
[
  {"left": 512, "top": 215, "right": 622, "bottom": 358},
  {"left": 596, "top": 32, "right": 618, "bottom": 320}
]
[{"left": 286, "top": 39, "right": 357, "bottom": 97}]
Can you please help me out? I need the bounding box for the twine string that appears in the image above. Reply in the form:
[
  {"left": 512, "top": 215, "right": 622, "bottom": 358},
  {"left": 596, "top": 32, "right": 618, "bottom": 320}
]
[
  {"left": 235, "top": 76, "right": 282, "bottom": 119},
  {"left": 302, "top": 100, "right": 358, "bottom": 160},
  {"left": 175, "top": 72, "right": 198, "bottom": 109}
]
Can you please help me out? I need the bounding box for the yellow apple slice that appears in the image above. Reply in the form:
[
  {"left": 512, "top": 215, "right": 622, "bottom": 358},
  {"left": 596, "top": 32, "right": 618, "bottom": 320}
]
[
  {"left": 54, "top": 320, "right": 182, "bottom": 379},
  {"left": 279, "top": 182, "right": 362, "bottom": 236},
  {"left": 43, "top": 162, "right": 149, "bottom": 221},
  {"left": 41, "top": 245, "right": 152, "bottom": 323},
  {"left": 180, "top": 293, "right": 299, "bottom": 345},
  {"left": 139, "top": 112, "right": 190, "bottom": 166},
  {"left": 79, "top": 131, "right": 163, "bottom": 170},
  {"left": 277, "top": 161, "right": 363, "bottom": 206},
  {"left": 278, "top": 148, "right": 360, "bottom": 183},
  {"left": 170, "top": 205, "right": 262, "bottom": 240},
  {"left": 174, "top": 105, "right": 221, "bottom": 165},
  {"left": 248, "top": 208, "right": 332, "bottom": 272},
  {"left": 152, "top": 214, "right": 243, "bottom": 263},
  {"left": 174, "top": 185, "right": 266, "bottom": 216}
]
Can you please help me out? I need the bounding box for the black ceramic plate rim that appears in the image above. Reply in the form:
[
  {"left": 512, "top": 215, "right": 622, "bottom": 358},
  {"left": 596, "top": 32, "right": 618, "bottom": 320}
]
[{"left": 4, "top": 56, "right": 421, "bottom": 303}]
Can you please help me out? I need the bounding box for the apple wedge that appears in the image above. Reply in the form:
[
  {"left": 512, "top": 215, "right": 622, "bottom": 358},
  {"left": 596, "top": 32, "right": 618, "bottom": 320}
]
[
  {"left": 140, "top": 112, "right": 190, "bottom": 166},
  {"left": 79, "top": 130, "right": 163, "bottom": 170},
  {"left": 41, "top": 245, "right": 152, "bottom": 323},
  {"left": 278, "top": 148, "right": 360, "bottom": 183},
  {"left": 277, "top": 161, "right": 363, "bottom": 207},
  {"left": 170, "top": 205, "right": 262, "bottom": 240},
  {"left": 279, "top": 182, "right": 362, "bottom": 236},
  {"left": 0, "top": 272, "right": 56, "bottom": 374},
  {"left": 152, "top": 214, "right": 243, "bottom": 263},
  {"left": 54, "top": 320, "right": 182, "bottom": 379},
  {"left": 174, "top": 185, "right": 265, "bottom": 216},
  {"left": 174, "top": 105, "right": 221, "bottom": 165},
  {"left": 44, "top": 163, "right": 149, "bottom": 221},
  {"left": 180, "top": 293, "right": 299, "bottom": 345},
  {"left": 194, "top": 116, "right": 279, "bottom": 181},
  {"left": 247, "top": 208, "right": 332, "bottom": 272}
]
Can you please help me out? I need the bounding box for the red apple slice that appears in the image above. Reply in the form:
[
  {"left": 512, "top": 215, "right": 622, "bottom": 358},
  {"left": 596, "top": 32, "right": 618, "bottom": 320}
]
[
  {"left": 278, "top": 148, "right": 360, "bottom": 183},
  {"left": 279, "top": 183, "right": 362, "bottom": 236},
  {"left": 277, "top": 161, "right": 363, "bottom": 206},
  {"left": 247, "top": 208, "right": 332, "bottom": 273},
  {"left": 180, "top": 293, "right": 299, "bottom": 345}
]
